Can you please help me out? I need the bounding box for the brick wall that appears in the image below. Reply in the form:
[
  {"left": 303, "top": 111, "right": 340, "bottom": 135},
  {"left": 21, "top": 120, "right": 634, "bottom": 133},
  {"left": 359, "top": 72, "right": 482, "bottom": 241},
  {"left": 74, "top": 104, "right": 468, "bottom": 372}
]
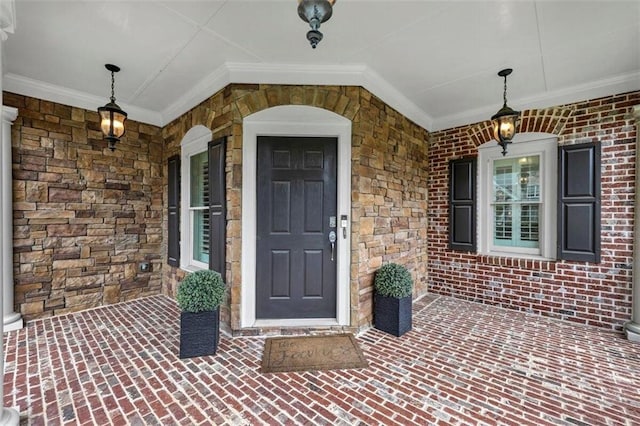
[
  {"left": 4, "top": 93, "right": 164, "bottom": 320},
  {"left": 162, "top": 84, "right": 429, "bottom": 331},
  {"left": 428, "top": 91, "right": 640, "bottom": 330}
]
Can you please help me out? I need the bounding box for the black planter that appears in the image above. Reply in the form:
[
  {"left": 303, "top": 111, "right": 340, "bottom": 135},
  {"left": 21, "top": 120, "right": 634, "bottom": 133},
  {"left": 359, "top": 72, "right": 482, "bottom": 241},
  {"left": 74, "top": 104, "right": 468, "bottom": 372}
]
[
  {"left": 374, "top": 294, "right": 412, "bottom": 337},
  {"left": 179, "top": 309, "right": 219, "bottom": 359}
]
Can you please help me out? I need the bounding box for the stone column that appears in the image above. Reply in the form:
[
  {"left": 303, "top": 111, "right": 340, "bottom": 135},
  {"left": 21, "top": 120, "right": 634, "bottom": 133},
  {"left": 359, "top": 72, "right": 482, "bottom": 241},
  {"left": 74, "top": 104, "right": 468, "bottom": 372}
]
[
  {"left": 0, "top": 0, "right": 21, "bottom": 421},
  {"left": 625, "top": 105, "right": 640, "bottom": 342}
]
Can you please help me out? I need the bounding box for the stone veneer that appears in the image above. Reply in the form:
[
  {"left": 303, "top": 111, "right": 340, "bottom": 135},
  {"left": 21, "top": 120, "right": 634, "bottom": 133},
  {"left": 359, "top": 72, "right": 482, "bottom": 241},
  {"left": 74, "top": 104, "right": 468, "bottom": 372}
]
[
  {"left": 162, "top": 84, "right": 430, "bottom": 332},
  {"left": 428, "top": 91, "right": 640, "bottom": 330},
  {"left": 4, "top": 92, "right": 164, "bottom": 320}
]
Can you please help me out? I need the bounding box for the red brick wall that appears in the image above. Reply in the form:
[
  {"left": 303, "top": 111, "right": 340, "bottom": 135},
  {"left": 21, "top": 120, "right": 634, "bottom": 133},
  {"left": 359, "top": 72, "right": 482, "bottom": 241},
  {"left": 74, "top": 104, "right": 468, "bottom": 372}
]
[
  {"left": 4, "top": 93, "right": 164, "bottom": 320},
  {"left": 428, "top": 91, "right": 640, "bottom": 330}
]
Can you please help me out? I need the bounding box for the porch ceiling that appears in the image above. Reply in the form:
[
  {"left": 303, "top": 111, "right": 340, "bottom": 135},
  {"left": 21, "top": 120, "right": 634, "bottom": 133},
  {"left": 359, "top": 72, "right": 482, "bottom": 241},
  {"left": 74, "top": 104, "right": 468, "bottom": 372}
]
[{"left": 2, "top": 1, "right": 639, "bottom": 131}]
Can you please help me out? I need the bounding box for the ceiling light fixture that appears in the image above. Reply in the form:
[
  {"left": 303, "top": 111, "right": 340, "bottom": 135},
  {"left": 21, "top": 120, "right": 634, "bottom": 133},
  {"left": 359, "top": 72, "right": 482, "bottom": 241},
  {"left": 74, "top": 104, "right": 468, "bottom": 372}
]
[
  {"left": 98, "top": 64, "right": 127, "bottom": 151},
  {"left": 298, "top": 0, "right": 336, "bottom": 49},
  {"left": 491, "top": 68, "right": 520, "bottom": 156}
]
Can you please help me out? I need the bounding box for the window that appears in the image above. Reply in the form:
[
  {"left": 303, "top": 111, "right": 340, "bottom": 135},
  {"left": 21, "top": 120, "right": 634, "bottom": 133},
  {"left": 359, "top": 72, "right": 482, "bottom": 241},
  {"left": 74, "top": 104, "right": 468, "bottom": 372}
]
[
  {"left": 189, "top": 151, "right": 210, "bottom": 266},
  {"left": 492, "top": 155, "right": 540, "bottom": 250},
  {"left": 449, "top": 136, "right": 600, "bottom": 263},
  {"left": 181, "top": 134, "right": 211, "bottom": 271},
  {"left": 169, "top": 128, "right": 226, "bottom": 273},
  {"left": 478, "top": 135, "right": 557, "bottom": 259}
]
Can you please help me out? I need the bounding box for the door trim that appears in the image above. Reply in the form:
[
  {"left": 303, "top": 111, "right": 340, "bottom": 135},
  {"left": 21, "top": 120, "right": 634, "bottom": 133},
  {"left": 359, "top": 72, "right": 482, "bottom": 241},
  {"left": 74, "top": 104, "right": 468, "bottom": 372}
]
[{"left": 241, "top": 105, "right": 352, "bottom": 328}]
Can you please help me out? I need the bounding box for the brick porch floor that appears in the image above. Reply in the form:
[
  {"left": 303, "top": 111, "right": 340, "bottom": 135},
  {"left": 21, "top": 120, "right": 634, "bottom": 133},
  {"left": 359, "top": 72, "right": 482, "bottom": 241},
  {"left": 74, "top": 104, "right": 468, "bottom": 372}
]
[{"left": 3, "top": 294, "right": 640, "bottom": 425}]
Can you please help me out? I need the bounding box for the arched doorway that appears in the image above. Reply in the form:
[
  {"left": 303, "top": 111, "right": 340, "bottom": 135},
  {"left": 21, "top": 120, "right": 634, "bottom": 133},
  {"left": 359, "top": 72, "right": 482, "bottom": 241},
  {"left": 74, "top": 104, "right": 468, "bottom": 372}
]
[{"left": 241, "top": 105, "right": 352, "bottom": 328}]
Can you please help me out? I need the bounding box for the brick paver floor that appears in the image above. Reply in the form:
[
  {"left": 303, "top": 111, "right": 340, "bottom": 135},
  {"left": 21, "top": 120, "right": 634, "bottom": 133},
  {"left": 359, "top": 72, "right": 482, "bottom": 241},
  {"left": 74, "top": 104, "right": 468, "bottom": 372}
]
[{"left": 3, "top": 294, "right": 640, "bottom": 425}]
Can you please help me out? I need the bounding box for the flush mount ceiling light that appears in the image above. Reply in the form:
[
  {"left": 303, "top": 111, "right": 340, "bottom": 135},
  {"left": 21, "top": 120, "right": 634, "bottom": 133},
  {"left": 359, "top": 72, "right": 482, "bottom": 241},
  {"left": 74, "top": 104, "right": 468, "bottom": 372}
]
[
  {"left": 98, "top": 64, "right": 127, "bottom": 151},
  {"left": 491, "top": 68, "right": 521, "bottom": 156},
  {"left": 298, "top": 0, "right": 336, "bottom": 49}
]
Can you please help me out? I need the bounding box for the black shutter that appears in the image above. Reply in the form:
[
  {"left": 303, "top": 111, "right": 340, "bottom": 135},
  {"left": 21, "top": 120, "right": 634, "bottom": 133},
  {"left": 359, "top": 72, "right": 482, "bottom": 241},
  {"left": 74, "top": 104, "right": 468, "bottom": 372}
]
[
  {"left": 208, "top": 137, "right": 226, "bottom": 275},
  {"left": 167, "top": 155, "right": 180, "bottom": 267},
  {"left": 558, "top": 142, "right": 601, "bottom": 262},
  {"left": 449, "top": 157, "right": 476, "bottom": 251}
]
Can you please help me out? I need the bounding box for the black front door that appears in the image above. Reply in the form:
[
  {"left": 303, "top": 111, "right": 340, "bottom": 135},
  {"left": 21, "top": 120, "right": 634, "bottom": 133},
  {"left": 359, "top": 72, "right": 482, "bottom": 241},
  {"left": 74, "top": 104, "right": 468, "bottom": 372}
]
[{"left": 256, "top": 136, "right": 338, "bottom": 319}]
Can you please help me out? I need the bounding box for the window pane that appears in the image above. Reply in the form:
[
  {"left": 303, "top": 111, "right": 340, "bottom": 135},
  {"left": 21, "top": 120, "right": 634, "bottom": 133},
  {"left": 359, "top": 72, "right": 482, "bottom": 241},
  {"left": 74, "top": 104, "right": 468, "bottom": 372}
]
[
  {"left": 193, "top": 209, "right": 210, "bottom": 264},
  {"left": 518, "top": 156, "right": 540, "bottom": 201},
  {"left": 493, "top": 163, "right": 513, "bottom": 202},
  {"left": 521, "top": 204, "right": 539, "bottom": 242},
  {"left": 190, "top": 151, "right": 209, "bottom": 208},
  {"left": 494, "top": 204, "right": 512, "bottom": 243},
  {"left": 492, "top": 155, "right": 541, "bottom": 250}
]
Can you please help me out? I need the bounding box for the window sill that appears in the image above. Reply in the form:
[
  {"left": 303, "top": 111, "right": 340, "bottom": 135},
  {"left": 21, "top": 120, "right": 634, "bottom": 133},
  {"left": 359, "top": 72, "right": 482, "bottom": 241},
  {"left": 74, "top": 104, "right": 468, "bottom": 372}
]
[
  {"left": 476, "top": 254, "right": 556, "bottom": 272},
  {"left": 180, "top": 264, "right": 208, "bottom": 274}
]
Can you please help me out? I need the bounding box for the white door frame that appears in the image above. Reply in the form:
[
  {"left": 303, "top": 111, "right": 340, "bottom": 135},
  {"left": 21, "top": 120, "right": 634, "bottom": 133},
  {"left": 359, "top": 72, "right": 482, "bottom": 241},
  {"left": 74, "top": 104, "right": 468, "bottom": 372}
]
[{"left": 241, "top": 105, "right": 352, "bottom": 328}]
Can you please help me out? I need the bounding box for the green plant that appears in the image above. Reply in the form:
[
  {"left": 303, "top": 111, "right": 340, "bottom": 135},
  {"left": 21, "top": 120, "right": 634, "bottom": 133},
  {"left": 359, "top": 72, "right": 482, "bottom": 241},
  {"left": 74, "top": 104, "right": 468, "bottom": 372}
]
[
  {"left": 374, "top": 263, "right": 413, "bottom": 298},
  {"left": 177, "top": 270, "right": 226, "bottom": 313}
]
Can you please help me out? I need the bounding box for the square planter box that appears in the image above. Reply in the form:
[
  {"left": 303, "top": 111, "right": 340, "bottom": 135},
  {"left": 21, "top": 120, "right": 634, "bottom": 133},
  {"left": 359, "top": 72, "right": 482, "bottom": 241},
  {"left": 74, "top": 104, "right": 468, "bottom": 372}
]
[
  {"left": 374, "top": 294, "right": 412, "bottom": 337},
  {"left": 180, "top": 309, "right": 219, "bottom": 359}
]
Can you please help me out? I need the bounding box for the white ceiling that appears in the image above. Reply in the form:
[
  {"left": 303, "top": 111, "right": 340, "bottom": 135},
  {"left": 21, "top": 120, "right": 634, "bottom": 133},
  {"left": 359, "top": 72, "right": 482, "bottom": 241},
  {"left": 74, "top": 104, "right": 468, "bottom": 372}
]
[{"left": 2, "top": 0, "right": 639, "bottom": 131}]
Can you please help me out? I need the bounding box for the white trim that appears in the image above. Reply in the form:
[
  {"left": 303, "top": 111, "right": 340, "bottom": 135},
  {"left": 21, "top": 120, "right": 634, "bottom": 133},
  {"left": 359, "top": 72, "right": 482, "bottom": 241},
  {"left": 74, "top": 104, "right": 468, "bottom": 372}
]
[
  {"left": 1, "top": 105, "right": 22, "bottom": 331},
  {"left": 165, "top": 62, "right": 432, "bottom": 131},
  {"left": 159, "top": 65, "right": 231, "bottom": 130},
  {"left": 4, "top": 63, "right": 432, "bottom": 131},
  {"left": 6, "top": 63, "right": 639, "bottom": 135},
  {"left": 180, "top": 125, "right": 213, "bottom": 272},
  {"left": 478, "top": 133, "right": 557, "bottom": 260},
  {"left": 241, "top": 105, "right": 352, "bottom": 328},
  {"left": 432, "top": 71, "right": 640, "bottom": 131},
  {"left": 254, "top": 318, "right": 339, "bottom": 328},
  {"left": 3, "top": 73, "right": 163, "bottom": 127}
]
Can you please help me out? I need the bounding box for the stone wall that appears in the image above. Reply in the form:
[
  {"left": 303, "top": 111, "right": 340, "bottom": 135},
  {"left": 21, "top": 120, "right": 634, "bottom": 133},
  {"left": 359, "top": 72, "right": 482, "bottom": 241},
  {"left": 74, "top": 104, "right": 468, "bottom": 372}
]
[
  {"left": 428, "top": 91, "right": 640, "bottom": 330},
  {"left": 161, "top": 85, "right": 237, "bottom": 327},
  {"left": 162, "top": 84, "right": 429, "bottom": 331},
  {"left": 5, "top": 93, "right": 164, "bottom": 320}
]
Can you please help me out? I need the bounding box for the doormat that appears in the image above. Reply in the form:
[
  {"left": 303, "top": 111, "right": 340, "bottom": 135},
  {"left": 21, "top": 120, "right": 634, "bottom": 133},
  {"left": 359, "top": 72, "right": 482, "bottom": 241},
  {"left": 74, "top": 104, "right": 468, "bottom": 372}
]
[{"left": 261, "top": 333, "right": 368, "bottom": 373}]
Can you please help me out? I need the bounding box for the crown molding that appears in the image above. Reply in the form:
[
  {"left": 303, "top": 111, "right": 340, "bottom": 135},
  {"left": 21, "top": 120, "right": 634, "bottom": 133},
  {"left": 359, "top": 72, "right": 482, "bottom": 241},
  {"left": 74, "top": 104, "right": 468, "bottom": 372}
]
[
  {"left": 161, "top": 62, "right": 434, "bottom": 130},
  {"left": 360, "top": 67, "right": 433, "bottom": 130},
  {"left": 3, "top": 73, "right": 163, "bottom": 126},
  {"left": 159, "top": 64, "right": 230, "bottom": 127},
  {"left": 4, "top": 64, "right": 638, "bottom": 134},
  {"left": 431, "top": 70, "right": 640, "bottom": 131}
]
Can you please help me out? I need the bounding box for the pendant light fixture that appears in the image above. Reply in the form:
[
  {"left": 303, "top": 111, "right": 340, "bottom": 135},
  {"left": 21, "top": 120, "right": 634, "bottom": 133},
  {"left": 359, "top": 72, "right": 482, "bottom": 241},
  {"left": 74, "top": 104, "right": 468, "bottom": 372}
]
[
  {"left": 298, "top": 0, "right": 336, "bottom": 49},
  {"left": 98, "top": 64, "right": 127, "bottom": 151},
  {"left": 491, "top": 68, "right": 520, "bottom": 156}
]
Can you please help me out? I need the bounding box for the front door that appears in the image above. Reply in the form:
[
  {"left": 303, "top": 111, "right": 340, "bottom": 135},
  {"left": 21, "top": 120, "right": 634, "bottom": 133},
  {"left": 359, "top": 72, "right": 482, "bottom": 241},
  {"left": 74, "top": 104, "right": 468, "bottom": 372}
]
[{"left": 256, "top": 136, "right": 338, "bottom": 319}]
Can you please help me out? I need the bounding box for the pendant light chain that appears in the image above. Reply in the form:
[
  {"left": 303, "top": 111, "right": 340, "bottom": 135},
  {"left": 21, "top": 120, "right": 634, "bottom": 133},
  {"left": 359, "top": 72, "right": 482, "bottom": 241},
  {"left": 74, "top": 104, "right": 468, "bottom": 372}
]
[
  {"left": 503, "top": 74, "right": 508, "bottom": 107},
  {"left": 110, "top": 70, "right": 116, "bottom": 103}
]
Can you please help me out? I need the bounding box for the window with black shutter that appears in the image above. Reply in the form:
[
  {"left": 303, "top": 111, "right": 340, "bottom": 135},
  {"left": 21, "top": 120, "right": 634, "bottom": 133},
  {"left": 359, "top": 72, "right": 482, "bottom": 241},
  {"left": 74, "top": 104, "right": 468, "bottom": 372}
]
[
  {"left": 167, "top": 155, "right": 180, "bottom": 266},
  {"left": 208, "top": 137, "right": 226, "bottom": 275},
  {"left": 557, "top": 142, "right": 601, "bottom": 262},
  {"left": 449, "top": 157, "right": 476, "bottom": 251}
]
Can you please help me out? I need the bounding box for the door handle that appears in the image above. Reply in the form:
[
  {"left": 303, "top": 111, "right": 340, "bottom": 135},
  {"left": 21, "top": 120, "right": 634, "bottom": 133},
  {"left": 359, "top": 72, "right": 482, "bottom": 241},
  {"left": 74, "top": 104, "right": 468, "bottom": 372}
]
[{"left": 328, "top": 231, "right": 337, "bottom": 261}]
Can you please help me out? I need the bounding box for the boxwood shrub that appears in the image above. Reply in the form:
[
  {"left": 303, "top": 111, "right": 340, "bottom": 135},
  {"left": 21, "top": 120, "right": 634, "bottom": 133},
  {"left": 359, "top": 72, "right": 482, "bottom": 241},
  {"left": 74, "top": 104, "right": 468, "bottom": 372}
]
[
  {"left": 177, "top": 270, "right": 226, "bottom": 313},
  {"left": 374, "top": 263, "right": 413, "bottom": 298}
]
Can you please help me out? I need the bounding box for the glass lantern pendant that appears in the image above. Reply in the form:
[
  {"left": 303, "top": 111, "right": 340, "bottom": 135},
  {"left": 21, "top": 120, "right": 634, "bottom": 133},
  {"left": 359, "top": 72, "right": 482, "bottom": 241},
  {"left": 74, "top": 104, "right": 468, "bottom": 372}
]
[
  {"left": 98, "top": 64, "right": 127, "bottom": 151},
  {"left": 491, "top": 68, "right": 520, "bottom": 156}
]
